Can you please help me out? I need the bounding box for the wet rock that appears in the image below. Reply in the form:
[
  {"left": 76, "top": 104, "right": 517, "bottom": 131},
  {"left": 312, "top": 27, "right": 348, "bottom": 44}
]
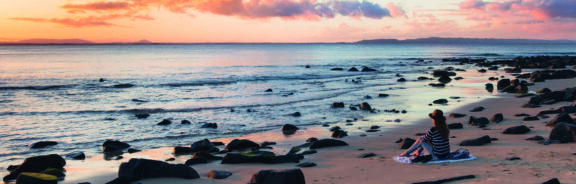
[
  {"left": 113, "top": 83, "right": 134, "bottom": 88},
  {"left": 135, "top": 113, "right": 150, "bottom": 119},
  {"left": 537, "top": 88, "right": 552, "bottom": 93},
  {"left": 30, "top": 141, "right": 58, "bottom": 149},
  {"left": 550, "top": 123, "right": 576, "bottom": 143},
  {"left": 173, "top": 146, "right": 192, "bottom": 155},
  {"left": 221, "top": 151, "right": 275, "bottom": 164},
  {"left": 360, "top": 102, "right": 372, "bottom": 111},
  {"left": 157, "top": 119, "right": 172, "bottom": 125},
  {"left": 330, "top": 68, "right": 344, "bottom": 71},
  {"left": 515, "top": 113, "right": 530, "bottom": 117},
  {"left": 201, "top": 122, "right": 218, "bottom": 128},
  {"left": 248, "top": 169, "right": 305, "bottom": 184},
  {"left": 504, "top": 67, "right": 522, "bottom": 73},
  {"left": 359, "top": 153, "right": 377, "bottom": 158},
  {"left": 469, "top": 117, "right": 490, "bottom": 128},
  {"left": 265, "top": 88, "right": 273, "bottom": 92},
  {"left": 225, "top": 139, "right": 260, "bottom": 151},
  {"left": 433, "top": 99, "right": 448, "bottom": 104},
  {"left": 180, "top": 120, "right": 191, "bottom": 124},
  {"left": 397, "top": 78, "right": 407, "bottom": 82},
  {"left": 107, "top": 158, "right": 199, "bottom": 184},
  {"left": 193, "top": 151, "right": 223, "bottom": 160},
  {"left": 6, "top": 165, "right": 20, "bottom": 172},
  {"left": 184, "top": 158, "right": 208, "bottom": 165},
  {"left": 103, "top": 140, "right": 130, "bottom": 153},
  {"left": 309, "top": 139, "right": 349, "bottom": 149},
  {"left": 503, "top": 125, "right": 531, "bottom": 134},
  {"left": 505, "top": 157, "right": 521, "bottom": 161},
  {"left": 459, "top": 135, "right": 492, "bottom": 146},
  {"left": 478, "top": 69, "right": 487, "bottom": 73},
  {"left": 329, "top": 126, "right": 342, "bottom": 132},
  {"left": 206, "top": 170, "right": 232, "bottom": 179},
  {"left": 450, "top": 113, "right": 466, "bottom": 118},
  {"left": 331, "top": 102, "right": 345, "bottom": 108},
  {"left": 190, "top": 139, "right": 217, "bottom": 153},
  {"left": 2, "top": 154, "right": 66, "bottom": 182},
  {"left": 301, "top": 150, "right": 317, "bottom": 155},
  {"left": 400, "top": 137, "right": 416, "bottom": 149},
  {"left": 454, "top": 77, "right": 464, "bottom": 80},
  {"left": 526, "top": 136, "right": 545, "bottom": 141},
  {"left": 417, "top": 76, "right": 430, "bottom": 80},
  {"left": 282, "top": 124, "right": 299, "bottom": 135},
  {"left": 306, "top": 137, "right": 318, "bottom": 143},
  {"left": 377, "top": 93, "right": 389, "bottom": 97},
  {"left": 296, "top": 162, "right": 317, "bottom": 167},
  {"left": 546, "top": 113, "right": 574, "bottom": 127},
  {"left": 497, "top": 79, "right": 511, "bottom": 90},
  {"left": 331, "top": 129, "right": 348, "bottom": 138},
  {"left": 438, "top": 75, "right": 452, "bottom": 83},
  {"left": 348, "top": 67, "right": 359, "bottom": 72},
  {"left": 361, "top": 67, "right": 377, "bottom": 72},
  {"left": 428, "top": 83, "right": 446, "bottom": 87},
  {"left": 491, "top": 113, "right": 504, "bottom": 123},
  {"left": 65, "top": 152, "right": 86, "bottom": 160},
  {"left": 523, "top": 116, "right": 540, "bottom": 121},
  {"left": 485, "top": 83, "right": 494, "bottom": 92},
  {"left": 432, "top": 70, "right": 456, "bottom": 77},
  {"left": 470, "top": 106, "right": 485, "bottom": 112},
  {"left": 448, "top": 123, "right": 464, "bottom": 129}
]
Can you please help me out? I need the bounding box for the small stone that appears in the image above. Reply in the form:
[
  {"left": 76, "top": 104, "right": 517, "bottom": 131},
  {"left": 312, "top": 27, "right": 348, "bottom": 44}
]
[{"left": 296, "top": 162, "right": 317, "bottom": 167}]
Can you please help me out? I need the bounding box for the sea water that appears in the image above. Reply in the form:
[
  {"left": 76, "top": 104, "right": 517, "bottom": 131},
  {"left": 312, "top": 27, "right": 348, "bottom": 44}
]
[{"left": 0, "top": 43, "right": 575, "bottom": 166}]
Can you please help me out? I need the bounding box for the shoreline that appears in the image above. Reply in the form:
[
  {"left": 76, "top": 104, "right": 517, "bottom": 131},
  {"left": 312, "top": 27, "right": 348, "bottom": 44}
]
[{"left": 5, "top": 59, "right": 576, "bottom": 184}]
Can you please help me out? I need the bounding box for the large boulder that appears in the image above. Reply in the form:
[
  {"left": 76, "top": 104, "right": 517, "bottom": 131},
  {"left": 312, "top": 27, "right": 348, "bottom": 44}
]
[
  {"left": 30, "top": 141, "right": 58, "bottom": 149},
  {"left": 190, "top": 139, "right": 216, "bottom": 153},
  {"left": 459, "top": 135, "right": 492, "bottom": 146},
  {"left": 309, "top": 139, "right": 349, "bottom": 149},
  {"left": 248, "top": 169, "right": 305, "bottom": 184},
  {"left": 106, "top": 158, "right": 199, "bottom": 184},
  {"left": 221, "top": 151, "right": 275, "bottom": 164},
  {"left": 546, "top": 113, "right": 574, "bottom": 127},
  {"left": 549, "top": 122, "right": 576, "bottom": 143},
  {"left": 225, "top": 139, "right": 260, "bottom": 151},
  {"left": 3, "top": 154, "right": 66, "bottom": 182},
  {"left": 503, "top": 125, "right": 531, "bottom": 134}
]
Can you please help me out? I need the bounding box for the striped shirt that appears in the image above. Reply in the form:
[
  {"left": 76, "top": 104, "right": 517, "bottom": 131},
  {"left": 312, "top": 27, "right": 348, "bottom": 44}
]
[{"left": 422, "top": 127, "right": 450, "bottom": 158}]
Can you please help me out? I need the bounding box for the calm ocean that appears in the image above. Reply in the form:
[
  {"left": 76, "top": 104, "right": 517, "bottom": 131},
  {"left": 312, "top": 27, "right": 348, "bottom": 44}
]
[{"left": 0, "top": 43, "right": 575, "bottom": 166}]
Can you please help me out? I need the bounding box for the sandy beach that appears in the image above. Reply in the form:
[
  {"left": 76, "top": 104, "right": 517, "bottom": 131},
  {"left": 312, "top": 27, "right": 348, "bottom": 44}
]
[{"left": 40, "top": 71, "right": 576, "bottom": 184}]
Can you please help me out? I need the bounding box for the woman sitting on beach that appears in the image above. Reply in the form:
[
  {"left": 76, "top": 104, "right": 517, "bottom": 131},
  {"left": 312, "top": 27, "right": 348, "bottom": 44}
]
[{"left": 400, "top": 109, "right": 450, "bottom": 160}]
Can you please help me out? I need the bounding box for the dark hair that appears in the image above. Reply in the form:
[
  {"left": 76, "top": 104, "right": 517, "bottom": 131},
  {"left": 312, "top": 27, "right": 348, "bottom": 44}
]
[{"left": 434, "top": 119, "right": 450, "bottom": 139}]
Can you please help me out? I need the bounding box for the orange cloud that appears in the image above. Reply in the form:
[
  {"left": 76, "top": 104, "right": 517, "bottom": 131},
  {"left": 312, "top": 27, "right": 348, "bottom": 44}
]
[{"left": 10, "top": 17, "right": 116, "bottom": 27}]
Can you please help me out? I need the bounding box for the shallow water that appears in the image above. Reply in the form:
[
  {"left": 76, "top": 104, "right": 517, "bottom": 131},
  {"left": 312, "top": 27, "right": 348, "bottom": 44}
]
[{"left": 0, "top": 43, "right": 575, "bottom": 168}]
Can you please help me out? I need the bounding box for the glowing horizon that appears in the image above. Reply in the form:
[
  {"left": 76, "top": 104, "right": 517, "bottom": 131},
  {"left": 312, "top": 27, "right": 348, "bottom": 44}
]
[{"left": 1, "top": 0, "right": 575, "bottom": 43}]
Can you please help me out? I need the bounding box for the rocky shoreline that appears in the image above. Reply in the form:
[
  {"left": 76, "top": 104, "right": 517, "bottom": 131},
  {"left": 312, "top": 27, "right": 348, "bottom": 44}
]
[{"left": 4, "top": 55, "right": 576, "bottom": 184}]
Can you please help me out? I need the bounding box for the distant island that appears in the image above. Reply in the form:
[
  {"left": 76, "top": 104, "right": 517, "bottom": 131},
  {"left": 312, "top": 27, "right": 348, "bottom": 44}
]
[
  {"left": 355, "top": 37, "right": 576, "bottom": 44},
  {"left": 0, "top": 37, "right": 575, "bottom": 45}
]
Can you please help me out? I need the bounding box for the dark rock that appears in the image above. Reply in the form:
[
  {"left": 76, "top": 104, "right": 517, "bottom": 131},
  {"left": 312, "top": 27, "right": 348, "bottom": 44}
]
[
  {"left": 549, "top": 122, "right": 576, "bottom": 143},
  {"left": 281, "top": 124, "right": 299, "bottom": 135},
  {"left": 459, "top": 135, "right": 492, "bottom": 146},
  {"left": 485, "top": 83, "right": 494, "bottom": 92},
  {"left": 505, "top": 157, "right": 521, "bottom": 161},
  {"left": 330, "top": 68, "right": 344, "bottom": 71},
  {"left": 127, "top": 148, "right": 141, "bottom": 154},
  {"left": 503, "top": 125, "right": 531, "bottom": 134},
  {"left": 537, "top": 88, "right": 552, "bottom": 93},
  {"left": 331, "top": 102, "right": 345, "bottom": 108},
  {"left": 306, "top": 137, "right": 319, "bottom": 143},
  {"left": 173, "top": 146, "right": 192, "bottom": 155},
  {"left": 190, "top": 139, "right": 216, "bottom": 153},
  {"left": 30, "top": 141, "right": 58, "bottom": 149},
  {"left": 438, "top": 75, "right": 452, "bottom": 83},
  {"left": 15, "top": 173, "right": 58, "bottom": 184},
  {"left": 103, "top": 140, "right": 130, "bottom": 153},
  {"left": 418, "top": 76, "right": 430, "bottom": 80},
  {"left": 497, "top": 79, "right": 511, "bottom": 90},
  {"left": 400, "top": 137, "right": 416, "bottom": 149},
  {"left": 260, "top": 141, "right": 276, "bottom": 147},
  {"left": 377, "top": 93, "right": 389, "bottom": 97},
  {"left": 107, "top": 158, "right": 199, "bottom": 184},
  {"left": 289, "top": 112, "right": 302, "bottom": 117},
  {"left": 397, "top": 78, "right": 407, "bottom": 82},
  {"left": 546, "top": 113, "right": 574, "bottom": 127},
  {"left": 113, "top": 83, "right": 134, "bottom": 88},
  {"left": 193, "top": 151, "right": 223, "bottom": 160},
  {"left": 478, "top": 69, "right": 487, "bottom": 73},
  {"left": 304, "top": 65, "right": 310, "bottom": 68},
  {"left": 470, "top": 106, "right": 485, "bottom": 112},
  {"left": 523, "top": 116, "right": 540, "bottom": 121},
  {"left": 488, "top": 77, "right": 499, "bottom": 81},
  {"left": 359, "top": 153, "right": 377, "bottom": 158},
  {"left": 454, "top": 77, "right": 464, "bottom": 80},
  {"left": 157, "top": 119, "right": 172, "bottom": 125},
  {"left": 469, "top": 117, "right": 490, "bottom": 128},
  {"left": 526, "top": 136, "right": 545, "bottom": 141},
  {"left": 515, "top": 113, "right": 530, "bottom": 117},
  {"left": 6, "top": 165, "right": 20, "bottom": 172},
  {"left": 329, "top": 126, "right": 341, "bottom": 132},
  {"left": 448, "top": 123, "right": 464, "bottom": 129},
  {"left": 180, "top": 120, "right": 191, "bottom": 124},
  {"left": 272, "top": 154, "right": 301, "bottom": 164},
  {"left": 433, "top": 99, "right": 448, "bottom": 104},
  {"left": 99, "top": 78, "right": 105, "bottom": 82},
  {"left": 296, "top": 162, "right": 317, "bottom": 167},
  {"left": 206, "top": 170, "right": 232, "bottom": 179},
  {"left": 504, "top": 67, "right": 521, "bottom": 73},
  {"left": 449, "top": 113, "right": 466, "bottom": 118},
  {"left": 221, "top": 151, "right": 275, "bottom": 164},
  {"left": 370, "top": 125, "right": 380, "bottom": 130},
  {"left": 412, "top": 175, "right": 476, "bottom": 184},
  {"left": 3, "top": 154, "right": 66, "bottom": 182},
  {"left": 491, "top": 113, "right": 504, "bottom": 123},
  {"left": 348, "top": 67, "right": 359, "bottom": 72},
  {"left": 331, "top": 129, "right": 348, "bottom": 138},
  {"left": 184, "top": 158, "right": 208, "bottom": 165},
  {"left": 200, "top": 122, "right": 218, "bottom": 128},
  {"left": 361, "top": 67, "right": 377, "bottom": 72},
  {"left": 225, "top": 139, "right": 260, "bottom": 151},
  {"left": 165, "top": 158, "right": 175, "bottom": 161},
  {"left": 360, "top": 102, "right": 372, "bottom": 111},
  {"left": 265, "top": 88, "right": 273, "bottom": 92},
  {"left": 248, "top": 169, "right": 305, "bottom": 184},
  {"left": 432, "top": 70, "right": 456, "bottom": 77},
  {"left": 135, "top": 113, "right": 150, "bottom": 119},
  {"left": 309, "top": 139, "right": 349, "bottom": 149},
  {"left": 65, "top": 151, "right": 86, "bottom": 160},
  {"left": 542, "top": 178, "right": 561, "bottom": 184},
  {"left": 428, "top": 83, "right": 446, "bottom": 87},
  {"left": 301, "top": 150, "right": 318, "bottom": 155}
]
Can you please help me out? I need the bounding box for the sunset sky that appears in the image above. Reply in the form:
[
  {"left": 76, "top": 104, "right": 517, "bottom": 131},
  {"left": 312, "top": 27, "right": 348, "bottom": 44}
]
[{"left": 1, "top": 0, "right": 575, "bottom": 43}]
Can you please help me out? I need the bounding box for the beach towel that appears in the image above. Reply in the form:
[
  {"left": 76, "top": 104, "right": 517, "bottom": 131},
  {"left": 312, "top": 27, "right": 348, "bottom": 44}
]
[{"left": 394, "top": 149, "right": 476, "bottom": 164}]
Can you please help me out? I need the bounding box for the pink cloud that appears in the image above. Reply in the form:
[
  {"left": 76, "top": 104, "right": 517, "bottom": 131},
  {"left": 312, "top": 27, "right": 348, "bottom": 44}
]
[
  {"left": 11, "top": 17, "right": 116, "bottom": 27},
  {"left": 386, "top": 2, "right": 406, "bottom": 18}
]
